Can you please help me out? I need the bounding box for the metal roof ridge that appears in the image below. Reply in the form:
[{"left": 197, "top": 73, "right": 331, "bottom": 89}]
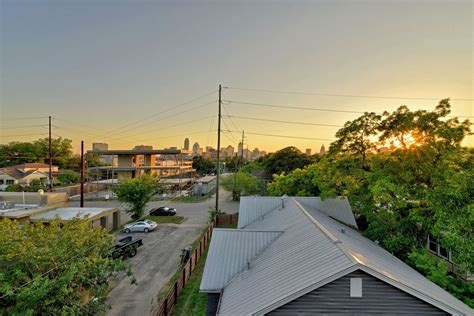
[{"left": 292, "top": 198, "right": 358, "bottom": 265}]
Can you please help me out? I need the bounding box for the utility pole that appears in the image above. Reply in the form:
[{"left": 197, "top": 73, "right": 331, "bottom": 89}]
[
  {"left": 80, "top": 141, "right": 84, "bottom": 208},
  {"left": 240, "top": 130, "right": 245, "bottom": 160},
  {"left": 215, "top": 84, "right": 222, "bottom": 213},
  {"left": 48, "top": 115, "right": 52, "bottom": 191}
]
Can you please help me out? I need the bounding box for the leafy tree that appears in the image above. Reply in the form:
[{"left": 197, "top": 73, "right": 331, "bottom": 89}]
[
  {"left": 263, "top": 146, "right": 313, "bottom": 176},
  {"left": 223, "top": 156, "right": 245, "bottom": 172},
  {"left": 192, "top": 156, "right": 216, "bottom": 176},
  {"left": 0, "top": 217, "right": 127, "bottom": 314},
  {"left": 5, "top": 184, "right": 23, "bottom": 192},
  {"left": 329, "top": 112, "right": 381, "bottom": 168},
  {"left": 221, "top": 172, "right": 263, "bottom": 200},
  {"left": 264, "top": 100, "right": 473, "bottom": 305},
  {"left": 33, "top": 137, "right": 74, "bottom": 169},
  {"left": 112, "top": 175, "right": 160, "bottom": 219},
  {"left": 0, "top": 137, "right": 75, "bottom": 169},
  {"left": 57, "top": 170, "right": 81, "bottom": 185}
]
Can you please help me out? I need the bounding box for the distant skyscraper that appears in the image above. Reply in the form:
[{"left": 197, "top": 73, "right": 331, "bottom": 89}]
[
  {"left": 319, "top": 144, "right": 326, "bottom": 155},
  {"left": 305, "top": 148, "right": 312, "bottom": 155},
  {"left": 192, "top": 142, "right": 201, "bottom": 156},
  {"left": 183, "top": 138, "right": 190, "bottom": 150}
]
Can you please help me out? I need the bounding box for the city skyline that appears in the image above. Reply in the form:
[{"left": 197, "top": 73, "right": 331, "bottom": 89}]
[{"left": 1, "top": 1, "right": 472, "bottom": 151}]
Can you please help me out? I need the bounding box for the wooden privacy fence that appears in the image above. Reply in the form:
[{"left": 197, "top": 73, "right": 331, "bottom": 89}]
[
  {"left": 215, "top": 213, "right": 238, "bottom": 225},
  {"left": 156, "top": 218, "right": 216, "bottom": 316}
]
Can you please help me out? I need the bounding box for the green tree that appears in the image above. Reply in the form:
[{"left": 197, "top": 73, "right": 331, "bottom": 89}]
[
  {"left": 221, "top": 172, "right": 263, "bottom": 201},
  {"left": 33, "top": 137, "right": 74, "bottom": 169},
  {"left": 263, "top": 146, "right": 313, "bottom": 176},
  {"left": 192, "top": 156, "right": 216, "bottom": 176},
  {"left": 112, "top": 175, "right": 159, "bottom": 219},
  {"left": 57, "top": 170, "right": 81, "bottom": 185},
  {"left": 0, "top": 217, "right": 127, "bottom": 314}
]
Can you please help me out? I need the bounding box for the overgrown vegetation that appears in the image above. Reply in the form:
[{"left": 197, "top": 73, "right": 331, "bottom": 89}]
[
  {"left": 221, "top": 171, "right": 264, "bottom": 200},
  {"left": 171, "top": 248, "right": 209, "bottom": 316},
  {"left": 267, "top": 100, "right": 473, "bottom": 306},
  {"left": 0, "top": 217, "right": 128, "bottom": 314},
  {"left": 143, "top": 215, "right": 186, "bottom": 224}
]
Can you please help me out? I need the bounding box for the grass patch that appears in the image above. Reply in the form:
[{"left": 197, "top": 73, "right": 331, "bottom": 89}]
[
  {"left": 143, "top": 215, "right": 186, "bottom": 224},
  {"left": 172, "top": 248, "right": 209, "bottom": 316},
  {"left": 156, "top": 226, "right": 209, "bottom": 305},
  {"left": 173, "top": 195, "right": 211, "bottom": 203}
]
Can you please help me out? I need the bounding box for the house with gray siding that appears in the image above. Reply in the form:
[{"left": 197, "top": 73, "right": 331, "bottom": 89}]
[{"left": 200, "top": 196, "right": 473, "bottom": 315}]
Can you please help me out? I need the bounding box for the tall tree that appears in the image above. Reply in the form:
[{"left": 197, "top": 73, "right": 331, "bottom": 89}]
[
  {"left": 264, "top": 146, "right": 313, "bottom": 175},
  {"left": 0, "top": 218, "right": 126, "bottom": 314},
  {"left": 112, "top": 175, "right": 160, "bottom": 219}
]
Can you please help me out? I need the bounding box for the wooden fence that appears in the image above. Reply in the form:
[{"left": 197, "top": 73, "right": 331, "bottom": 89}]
[
  {"left": 156, "top": 218, "right": 216, "bottom": 316},
  {"left": 215, "top": 213, "right": 239, "bottom": 225}
]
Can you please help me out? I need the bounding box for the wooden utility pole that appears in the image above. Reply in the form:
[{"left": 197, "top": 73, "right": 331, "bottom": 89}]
[
  {"left": 48, "top": 115, "right": 52, "bottom": 191},
  {"left": 80, "top": 141, "right": 85, "bottom": 207},
  {"left": 215, "top": 84, "right": 222, "bottom": 213},
  {"left": 241, "top": 130, "right": 245, "bottom": 159}
]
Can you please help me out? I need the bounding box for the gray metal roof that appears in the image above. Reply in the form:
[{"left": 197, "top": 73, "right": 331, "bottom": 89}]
[
  {"left": 294, "top": 196, "right": 358, "bottom": 228},
  {"left": 237, "top": 196, "right": 285, "bottom": 228},
  {"left": 206, "top": 197, "right": 472, "bottom": 316},
  {"left": 200, "top": 229, "right": 282, "bottom": 292}
]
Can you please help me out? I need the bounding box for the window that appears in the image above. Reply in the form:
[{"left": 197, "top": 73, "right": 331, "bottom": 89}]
[
  {"left": 0, "top": 179, "right": 3, "bottom": 184},
  {"left": 350, "top": 278, "right": 362, "bottom": 297},
  {"left": 427, "top": 234, "right": 451, "bottom": 262},
  {"left": 428, "top": 235, "right": 438, "bottom": 253},
  {"left": 6, "top": 180, "right": 14, "bottom": 185}
]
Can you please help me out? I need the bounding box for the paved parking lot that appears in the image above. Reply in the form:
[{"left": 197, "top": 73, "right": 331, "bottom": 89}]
[{"left": 69, "top": 190, "right": 238, "bottom": 316}]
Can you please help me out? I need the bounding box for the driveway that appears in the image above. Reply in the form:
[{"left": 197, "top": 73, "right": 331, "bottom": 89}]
[{"left": 68, "top": 190, "right": 238, "bottom": 316}]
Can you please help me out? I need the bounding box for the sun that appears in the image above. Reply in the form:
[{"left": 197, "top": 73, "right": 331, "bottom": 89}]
[{"left": 389, "top": 133, "right": 419, "bottom": 149}]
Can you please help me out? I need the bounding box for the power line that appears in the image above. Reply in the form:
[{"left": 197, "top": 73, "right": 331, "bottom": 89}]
[
  {"left": 223, "top": 129, "right": 335, "bottom": 141},
  {"left": 87, "top": 100, "right": 216, "bottom": 143},
  {"left": 0, "top": 125, "right": 48, "bottom": 130},
  {"left": 223, "top": 115, "right": 343, "bottom": 128},
  {"left": 224, "top": 100, "right": 373, "bottom": 114},
  {"left": 0, "top": 116, "right": 49, "bottom": 121},
  {"left": 0, "top": 133, "right": 49, "bottom": 138},
  {"left": 86, "top": 90, "right": 217, "bottom": 141},
  {"left": 227, "top": 87, "right": 474, "bottom": 102}
]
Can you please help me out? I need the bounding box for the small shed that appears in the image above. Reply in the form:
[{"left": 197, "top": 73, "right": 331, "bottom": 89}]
[{"left": 192, "top": 176, "right": 216, "bottom": 196}]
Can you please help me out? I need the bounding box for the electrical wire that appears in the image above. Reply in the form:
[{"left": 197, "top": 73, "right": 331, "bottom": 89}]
[
  {"left": 86, "top": 91, "right": 217, "bottom": 141},
  {"left": 227, "top": 87, "right": 474, "bottom": 102},
  {"left": 223, "top": 129, "right": 334, "bottom": 141},
  {"left": 223, "top": 115, "right": 343, "bottom": 128},
  {"left": 224, "top": 100, "right": 374, "bottom": 115}
]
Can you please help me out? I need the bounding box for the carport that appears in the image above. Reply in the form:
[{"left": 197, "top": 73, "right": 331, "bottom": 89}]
[{"left": 30, "top": 207, "right": 121, "bottom": 230}]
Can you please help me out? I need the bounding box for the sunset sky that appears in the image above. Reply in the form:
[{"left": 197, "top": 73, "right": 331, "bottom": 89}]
[{"left": 1, "top": 0, "right": 472, "bottom": 153}]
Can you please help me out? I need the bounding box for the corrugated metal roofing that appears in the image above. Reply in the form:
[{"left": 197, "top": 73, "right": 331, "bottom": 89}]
[
  {"left": 217, "top": 199, "right": 355, "bottom": 315},
  {"left": 237, "top": 196, "right": 284, "bottom": 228},
  {"left": 294, "top": 196, "right": 358, "bottom": 228},
  {"left": 208, "top": 197, "right": 472, "bottom": 316},
  {"left": 200, "top": 229, "right": 282, "bottom": 292}
]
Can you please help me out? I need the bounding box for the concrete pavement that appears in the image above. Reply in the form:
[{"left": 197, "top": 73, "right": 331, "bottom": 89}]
[{"left": 68, "top": 190, "right": 238, "bottom": 316}]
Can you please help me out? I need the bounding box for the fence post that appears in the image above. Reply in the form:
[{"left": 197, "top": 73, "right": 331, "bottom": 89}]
[
  {"left": 195, "top": 248, "right": 198, "bottom": 261},
  {"left": 199, "top": 239, "right": 202, "bottom": 256},
  {"left": 190, "top": 256, "right": 193, "bottom": 274},
  {"left": 174, "top": 281, "right": 178, "bottom": 306},
  {"left": 164, "top": 297, "right": 168, "bottom": 316},
  {"left": 182, "top": 266, "right": 186, "bottom": 288}
]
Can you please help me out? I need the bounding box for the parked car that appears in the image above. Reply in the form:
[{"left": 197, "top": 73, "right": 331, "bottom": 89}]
[
  {"left": 150, "top": 206, "right": 177, "bottom": 216},
  {"left": 111, "top": 236, "right": 143, "bottom": 259},
  {"left": 123, "top": 219, "right": 158, "bottom": 233}
]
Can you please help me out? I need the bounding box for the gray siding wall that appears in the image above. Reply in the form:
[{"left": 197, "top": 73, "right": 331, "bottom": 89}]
[
  {"left": 268, "top": 270, "right": 448, "bottom": 315},
  {"left": 207, "top": 293, "right": 220, "bottom": 316}
]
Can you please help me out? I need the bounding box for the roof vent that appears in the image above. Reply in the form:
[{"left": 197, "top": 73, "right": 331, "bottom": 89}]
[
  {"left": 246, "top": 262, "right": 250, "bottom": 270},
  {"left": 374, "top": 240, "right": 379, "bottom": 245},
  {"left": 341, "top": 227, "right": 346, "bottom": 234}
]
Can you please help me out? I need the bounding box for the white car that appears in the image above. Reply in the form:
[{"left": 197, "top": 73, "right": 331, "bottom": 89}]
[{"left": 123, "top": 220, "right": 158, "bottom": 233}]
